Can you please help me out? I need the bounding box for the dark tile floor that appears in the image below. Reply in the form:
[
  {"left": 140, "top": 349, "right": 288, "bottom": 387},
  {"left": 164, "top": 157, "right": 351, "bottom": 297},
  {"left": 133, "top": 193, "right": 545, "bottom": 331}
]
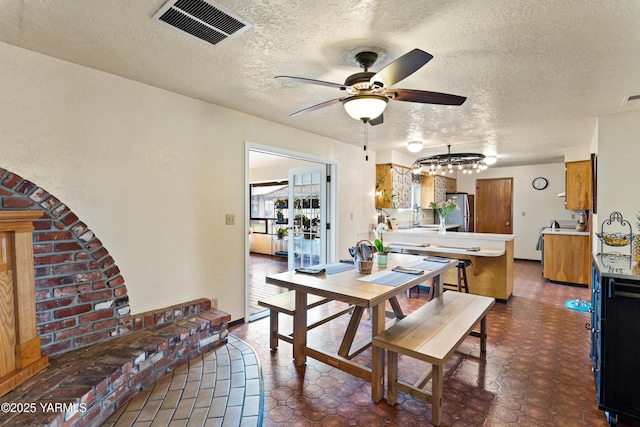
[{"left": 232, "top": 258, "right": 639, "bottom": 427}]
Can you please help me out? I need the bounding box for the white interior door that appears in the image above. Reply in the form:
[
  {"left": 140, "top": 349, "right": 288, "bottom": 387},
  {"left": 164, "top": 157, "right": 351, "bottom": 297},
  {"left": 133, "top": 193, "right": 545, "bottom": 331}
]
[{"left": 287, "top": 165, "right": 328, "bottom": 270}]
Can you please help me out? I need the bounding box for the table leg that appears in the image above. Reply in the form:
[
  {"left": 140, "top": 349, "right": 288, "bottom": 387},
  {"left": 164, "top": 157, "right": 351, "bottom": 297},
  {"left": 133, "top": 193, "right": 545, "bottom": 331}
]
[
  {"left": 371, "top": 302, "right": 386, "bottom": 402},
  {"left": 432, "top": 272, "right": 443, "bottom": 297},
  {"left": 480, "top": 316, "right": 487, "bottom": 352},
  {"left": 293, "top": 290, "right": 307, "bottom": 366},
  {"left": 338, "top": 306, "right": 365, "bottom": 357},
  {"left": 388, "top": 296, "right": 405, "bottom": 319}
]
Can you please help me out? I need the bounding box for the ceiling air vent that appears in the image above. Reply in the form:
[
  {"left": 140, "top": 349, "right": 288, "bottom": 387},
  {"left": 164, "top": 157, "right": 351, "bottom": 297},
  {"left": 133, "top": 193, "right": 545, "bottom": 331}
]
[
  {"left": 621, "top": 93, "right": 640, "bottom": 107},
  {"left": 154, "top": 0, "right": 252, "bottom": 46}
]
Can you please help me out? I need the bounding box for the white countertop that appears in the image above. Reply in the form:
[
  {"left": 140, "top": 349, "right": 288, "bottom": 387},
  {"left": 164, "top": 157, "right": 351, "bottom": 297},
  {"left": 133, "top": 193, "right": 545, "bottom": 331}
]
[
  {"left": 381, "top": 229, "right": 515, "bottom": 257},
  {"left": 389, "top": 228, "right": 515, "bottom": 241},
  {"left": 387, "top": 242, "right": 505, "bottom": 257},
  {"left": 540, "top": 227, "right": 589, "bottom": 236}
]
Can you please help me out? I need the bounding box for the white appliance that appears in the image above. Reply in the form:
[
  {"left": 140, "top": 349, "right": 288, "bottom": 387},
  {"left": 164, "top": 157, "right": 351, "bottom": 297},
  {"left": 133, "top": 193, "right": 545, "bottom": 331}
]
[{"left": 436, "top": 192, "right": 471, "bottom": 232}]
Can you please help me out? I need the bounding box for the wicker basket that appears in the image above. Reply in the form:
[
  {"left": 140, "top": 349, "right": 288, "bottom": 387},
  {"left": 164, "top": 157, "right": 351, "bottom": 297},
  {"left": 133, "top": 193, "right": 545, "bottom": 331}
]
[
  {"left": 354, "top": 239, "right": 374, "bottom": 274},
  {"left": 596, "top": 232, "right": 632, "bottom": 247},
  {"left": 355, "top": 259, "right": 374, "bottom": 274}
]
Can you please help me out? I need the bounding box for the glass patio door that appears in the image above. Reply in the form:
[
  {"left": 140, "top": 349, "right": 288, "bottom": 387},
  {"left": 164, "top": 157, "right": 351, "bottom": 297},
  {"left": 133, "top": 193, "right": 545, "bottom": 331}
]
[{"left": 287, "top": 165, "right": 327, "bottom": 270}]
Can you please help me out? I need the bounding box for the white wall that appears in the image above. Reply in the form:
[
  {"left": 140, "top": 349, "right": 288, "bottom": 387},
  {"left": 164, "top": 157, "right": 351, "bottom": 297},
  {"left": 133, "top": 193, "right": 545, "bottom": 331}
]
[
  {"left": 597, "top": 110, "right": 640, "bottom": 236},
  {"left": 456, "top": 163, "right": 569, "bottom": 260},
  {"left": 0, "top": 41, "right": 375, "bottom": 319}
]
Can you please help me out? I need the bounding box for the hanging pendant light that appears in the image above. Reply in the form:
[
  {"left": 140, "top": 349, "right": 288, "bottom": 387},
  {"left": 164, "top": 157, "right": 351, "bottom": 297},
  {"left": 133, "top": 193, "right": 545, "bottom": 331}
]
[
  {"left": 411, "top": 145, "right": 492, "bottom": 172},
  {"left": 406, "top": 141, "right": 423, "bottom": 153}
]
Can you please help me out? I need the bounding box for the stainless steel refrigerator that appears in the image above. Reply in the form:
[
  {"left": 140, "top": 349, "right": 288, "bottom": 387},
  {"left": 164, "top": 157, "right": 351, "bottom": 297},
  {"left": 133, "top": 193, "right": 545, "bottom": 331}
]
[{"left": 435, "top": 192, "right": 471, "bottom": 232}]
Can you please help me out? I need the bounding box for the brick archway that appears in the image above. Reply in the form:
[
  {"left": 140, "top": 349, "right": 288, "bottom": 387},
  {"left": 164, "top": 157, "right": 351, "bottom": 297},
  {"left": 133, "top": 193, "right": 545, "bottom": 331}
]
[{"left": 0, "top": 168, "right": 131, "bottom": 356}]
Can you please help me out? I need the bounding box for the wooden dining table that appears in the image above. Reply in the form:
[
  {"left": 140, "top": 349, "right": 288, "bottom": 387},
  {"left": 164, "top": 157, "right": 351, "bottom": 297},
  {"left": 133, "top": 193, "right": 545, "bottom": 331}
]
[{"left": 264, "top": 253, "right": 457, "bottom": 402}]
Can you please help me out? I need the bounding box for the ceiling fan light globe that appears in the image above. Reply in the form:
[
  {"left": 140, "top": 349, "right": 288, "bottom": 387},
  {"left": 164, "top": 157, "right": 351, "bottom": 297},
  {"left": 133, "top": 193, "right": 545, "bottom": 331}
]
[
  {"left": 484, "top": 156, "right": 497, "bottom": 165},
  {"left": 343, "top": 95, "right": 388, "bottom": 122},
  {"left": 406, "top": 141, "right": 423, "bottom": 153}
]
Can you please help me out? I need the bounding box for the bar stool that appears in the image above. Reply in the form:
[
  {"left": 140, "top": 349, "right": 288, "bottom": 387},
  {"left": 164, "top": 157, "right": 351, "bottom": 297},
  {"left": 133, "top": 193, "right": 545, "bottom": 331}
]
[{"left": 443, "top": 259, "right": 470, "bottom": 293}]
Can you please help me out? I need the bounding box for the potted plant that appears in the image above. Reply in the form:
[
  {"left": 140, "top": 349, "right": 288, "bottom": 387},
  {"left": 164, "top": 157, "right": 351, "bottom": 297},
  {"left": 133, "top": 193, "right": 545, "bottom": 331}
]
[
  {"left": 275, "top": 198, "right": 287, "bottom": 208},
  {"left": 374, "top": 239, "right": 390, "bottom": 267},
  {"left": 429, "top": 199, "right": 458, "bottom": 234},
  {"left": 276, "top": 209, "right": 284, "bottom": 223},
  {"left": 276, "top": 228, "right": 288, "bottom": 239},
  {"left": 311, "top": 194, "right": 320, "bottom": 208},
  {"left": 295, "top": 214, "right": 310, "bottom": 229},
  {"left": 373, "top": 222, "right": 390, "bottom": 267}
]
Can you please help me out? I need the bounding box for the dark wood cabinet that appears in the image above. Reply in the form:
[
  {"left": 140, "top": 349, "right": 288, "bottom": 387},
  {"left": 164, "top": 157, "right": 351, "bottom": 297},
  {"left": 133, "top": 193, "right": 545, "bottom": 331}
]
[{"left": 591, "top": 255, "right": 640, "bottom": 425}]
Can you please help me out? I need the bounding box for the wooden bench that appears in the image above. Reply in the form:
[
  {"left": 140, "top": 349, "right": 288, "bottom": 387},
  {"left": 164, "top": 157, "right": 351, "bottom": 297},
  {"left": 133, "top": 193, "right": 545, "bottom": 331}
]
[
  {"left": 372, "top": 291, "right": 495, "bottom": 426},
  {"left": 258, "top": 290, "right": 353, "bottom": 350}
]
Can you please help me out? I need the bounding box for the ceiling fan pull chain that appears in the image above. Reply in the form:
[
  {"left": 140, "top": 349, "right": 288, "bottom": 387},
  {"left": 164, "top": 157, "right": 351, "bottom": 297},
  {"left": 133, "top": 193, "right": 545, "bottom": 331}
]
[{"left": 363, "top": 122, "right": 369, "bottom": 161}]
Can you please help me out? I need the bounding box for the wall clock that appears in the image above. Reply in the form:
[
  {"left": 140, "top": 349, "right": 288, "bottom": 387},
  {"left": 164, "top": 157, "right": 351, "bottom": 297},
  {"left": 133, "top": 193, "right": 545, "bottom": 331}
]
[{"left": 532, "top": 177, "right": 548, "bottom": 190}]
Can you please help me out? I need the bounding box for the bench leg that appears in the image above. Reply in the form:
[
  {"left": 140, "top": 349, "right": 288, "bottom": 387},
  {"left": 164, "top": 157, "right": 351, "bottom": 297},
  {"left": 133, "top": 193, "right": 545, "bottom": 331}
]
[
  {"left": 387, "top": 350, "right": 398, "bottom": 405},
  {"left": 432, "top": 364, "right": 443, "bottom": 426},
  {"left": 269, "top": 309, "right": 279, "bottom": 350}
]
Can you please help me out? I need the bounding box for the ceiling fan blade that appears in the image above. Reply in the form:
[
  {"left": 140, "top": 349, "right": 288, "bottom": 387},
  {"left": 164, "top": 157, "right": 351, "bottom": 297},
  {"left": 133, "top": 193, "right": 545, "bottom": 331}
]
[
  {"left": 391, "top": 89, "right": 467, "bottom": 106},
  {"left": 368, "top": 114, "right": 383, "bottom": 126},
  {"left": 370, "top": 49, "right": 433, "bottom": 87},
  {"left": 289, "top": 98, "right": 344, "bottom": 117},
  {"left": 276, "top": 76, "right": 346, "bottom": 90}
]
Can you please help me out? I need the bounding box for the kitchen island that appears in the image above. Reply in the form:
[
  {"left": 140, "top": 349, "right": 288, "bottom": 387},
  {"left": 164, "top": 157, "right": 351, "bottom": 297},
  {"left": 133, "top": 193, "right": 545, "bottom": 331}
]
[{"left": 384, "top": 228, "right": 515, "bottom": 301}]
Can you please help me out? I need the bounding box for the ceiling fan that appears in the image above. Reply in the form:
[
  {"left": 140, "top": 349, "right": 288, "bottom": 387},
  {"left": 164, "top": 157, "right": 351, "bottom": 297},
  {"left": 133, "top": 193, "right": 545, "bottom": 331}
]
[{"left": 276, "top": 49, "right": 467, "bottom": 125}]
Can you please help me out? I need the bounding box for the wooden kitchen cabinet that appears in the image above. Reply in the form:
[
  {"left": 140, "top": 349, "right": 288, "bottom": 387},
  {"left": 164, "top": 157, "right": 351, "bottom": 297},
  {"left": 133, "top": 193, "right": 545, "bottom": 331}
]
[
  {"left": 375, "top": 164, "right": 412, "bottom": 208},
  {"left": 420, "top": 174, "right": 455, "bottom": 207},
  {"left": 445, "top": 176, "right": 457, "bottom": 193},
  {"left": 565, "top": 160, "right": 591, "bottom": 210},
  {"left": 543, "top": 233, "right": 590, "bottom": 286}
]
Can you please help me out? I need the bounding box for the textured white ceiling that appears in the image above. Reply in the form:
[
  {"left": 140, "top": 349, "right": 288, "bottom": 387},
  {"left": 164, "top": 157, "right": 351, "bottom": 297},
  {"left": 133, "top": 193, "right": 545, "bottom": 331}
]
[{"left": 1, "top": 0, "right": 639, "bottom": 167}]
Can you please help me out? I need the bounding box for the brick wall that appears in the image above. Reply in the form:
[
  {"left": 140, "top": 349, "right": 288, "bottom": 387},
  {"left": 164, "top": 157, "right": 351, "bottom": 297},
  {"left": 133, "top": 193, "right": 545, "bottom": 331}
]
[{"left": 0, "top": 167, "right": 211, "bottom": 357}]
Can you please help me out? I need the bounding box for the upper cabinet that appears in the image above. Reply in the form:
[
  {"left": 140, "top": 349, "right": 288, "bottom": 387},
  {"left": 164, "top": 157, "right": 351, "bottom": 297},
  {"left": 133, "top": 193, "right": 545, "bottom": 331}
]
[
  {"left": 565, "top": 160, "right": 591, "bottom": 210},
  {"left": 445, "top": 176, "right": 457, "bottom": 193},
  {"left": 420, "top": 175, "right": 455, "bottom": 207},
  {"left": 375, "top": 164, "right": 412, "bottom": 208}
]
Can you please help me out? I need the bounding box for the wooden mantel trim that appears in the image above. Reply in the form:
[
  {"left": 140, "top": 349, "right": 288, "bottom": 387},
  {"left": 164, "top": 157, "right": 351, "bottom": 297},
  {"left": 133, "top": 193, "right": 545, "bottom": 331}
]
[
  {"left": 0, "top": 209, "right": 47, "bottom": 397},
  {"left": 0, "top": 210, "right": 43, "bottom": 232}
]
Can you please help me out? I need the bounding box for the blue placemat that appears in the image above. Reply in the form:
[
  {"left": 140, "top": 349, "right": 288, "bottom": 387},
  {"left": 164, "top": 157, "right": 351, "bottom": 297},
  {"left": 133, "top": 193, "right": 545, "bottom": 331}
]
[
  {"left": 324, "top": 262, "right": 355, "bottom": 275},
  {"left": 362, "top": 259, "right": 451, "bottom": 286},
  {"left": 366, "top": 272, "right": 417, "bottom": 286},
  {"left": 413, "top": 260, "right": 452, "bottom": 271}
]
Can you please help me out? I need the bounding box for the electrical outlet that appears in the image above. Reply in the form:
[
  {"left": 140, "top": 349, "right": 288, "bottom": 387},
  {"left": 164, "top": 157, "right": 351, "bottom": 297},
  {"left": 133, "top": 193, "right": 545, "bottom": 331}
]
[
  {"left": 522, "top": 211, "right": 526, "bottom": 217},
  {"left": 211, "top": 298, "right": 218, "bottom": 309},
  {"left": 571, "top": 213, "right": 576, "bottom": 219},
  {"left": 225, "top": 214, "right": 235, "bottom": 225}
]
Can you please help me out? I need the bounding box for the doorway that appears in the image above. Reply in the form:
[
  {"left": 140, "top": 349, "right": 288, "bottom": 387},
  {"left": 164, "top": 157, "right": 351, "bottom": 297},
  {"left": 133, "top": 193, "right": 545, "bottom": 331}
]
[
  {"left": 245, "top": 145, "right": 336, "bottom": 320},
  {"left": 475, "top": 177, "right": 513, "bottom": 234}
]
